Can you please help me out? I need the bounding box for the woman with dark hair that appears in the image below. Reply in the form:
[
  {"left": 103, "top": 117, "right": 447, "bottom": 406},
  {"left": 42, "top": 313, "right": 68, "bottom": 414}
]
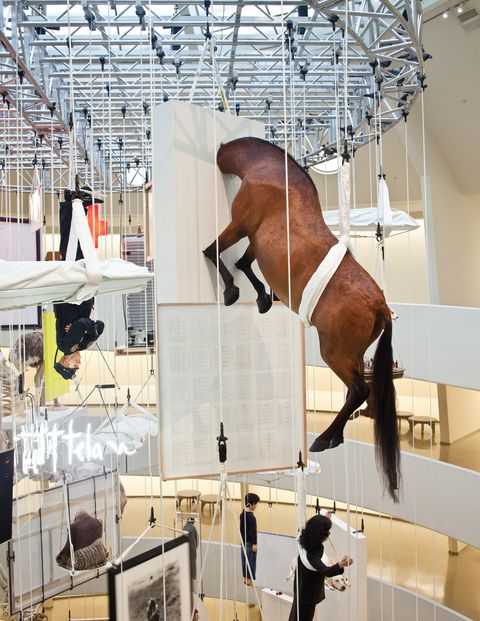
[{"left": 288, "top": 514, "right": 353, "bottom": 621}]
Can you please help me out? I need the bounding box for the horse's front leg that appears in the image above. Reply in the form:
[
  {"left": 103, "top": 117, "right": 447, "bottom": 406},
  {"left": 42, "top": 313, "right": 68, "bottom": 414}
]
[
  {"left": 235, "top": 244, "right": 272, "bottom": 314},
  {"left": 203, "top": 221, "right": 244, "bottom": 306}
]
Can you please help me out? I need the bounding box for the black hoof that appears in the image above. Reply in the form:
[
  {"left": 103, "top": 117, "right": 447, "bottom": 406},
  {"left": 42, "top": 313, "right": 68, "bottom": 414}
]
[
  {"left": 329, "top": 436, "right": 344, "bottom": 449},
  {"left": 224, "top": 285, "right": 240, "bottom": 306},
  {"left": 256, "top": 292, "right": 272, "bottom": 314},
  {"left": 309, "top": 437, "right": 330, "bottom": 452}
]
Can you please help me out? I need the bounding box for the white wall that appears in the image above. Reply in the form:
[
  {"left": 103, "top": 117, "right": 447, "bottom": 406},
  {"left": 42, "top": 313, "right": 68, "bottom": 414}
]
[
  {"left": 307, "top": 437, "right": 480, "bottom": 549},
  {"left": 367, "top": 577, "right": 472, "bottom": 621},
  {"left": 305, "top": 303, "right": 480, "bottom": 441}
]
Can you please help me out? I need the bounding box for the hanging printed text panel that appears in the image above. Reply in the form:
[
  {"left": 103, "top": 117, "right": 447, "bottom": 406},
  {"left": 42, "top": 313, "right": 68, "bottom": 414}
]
[{"left": 157, "top": 303, "right": 305, "bottom": 478}]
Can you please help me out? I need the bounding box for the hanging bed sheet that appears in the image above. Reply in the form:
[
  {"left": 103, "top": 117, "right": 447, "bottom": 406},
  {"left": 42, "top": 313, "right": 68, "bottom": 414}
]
[
  {"left": 0, "top": 198, "right": 153, "bottom": 311},
  {"left": 0, "top": 258, "right": 153, "bottom": 311},
  {"left": 323, "top": 207, "right": 419, "bottom": 235}
]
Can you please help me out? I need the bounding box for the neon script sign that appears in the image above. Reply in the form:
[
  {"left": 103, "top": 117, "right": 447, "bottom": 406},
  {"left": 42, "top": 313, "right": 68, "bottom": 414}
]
[{"left": 16, "top": 420, "right": 136, "bottom": 475}]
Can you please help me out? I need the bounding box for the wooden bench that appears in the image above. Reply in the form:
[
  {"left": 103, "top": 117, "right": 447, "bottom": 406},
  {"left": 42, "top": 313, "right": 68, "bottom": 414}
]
[{"left": 408, "top": 415, "right": 438, "bottom": 437}]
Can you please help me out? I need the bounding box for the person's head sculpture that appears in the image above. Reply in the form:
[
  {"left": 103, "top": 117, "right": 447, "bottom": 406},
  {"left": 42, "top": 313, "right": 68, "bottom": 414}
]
[
  {"left": 299, "top": 514, "right": 332, "bottom": 554},
  {"left": 54, "top": 351, "right": 81, "bottom": 379},
  {"left": 244, "top": 492, "right": 260, "bottom": 510}
]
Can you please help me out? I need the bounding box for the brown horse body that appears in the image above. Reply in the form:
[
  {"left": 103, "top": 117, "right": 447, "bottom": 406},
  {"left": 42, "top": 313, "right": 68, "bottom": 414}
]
[{"left": 203, "top": 137, "right": 400, "bottom": 501}]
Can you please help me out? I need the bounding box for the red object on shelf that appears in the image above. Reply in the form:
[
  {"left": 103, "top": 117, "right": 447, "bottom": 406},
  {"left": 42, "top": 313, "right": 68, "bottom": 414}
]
[{"left": 87, "top": 204, "right": 108, "bottom": 248}]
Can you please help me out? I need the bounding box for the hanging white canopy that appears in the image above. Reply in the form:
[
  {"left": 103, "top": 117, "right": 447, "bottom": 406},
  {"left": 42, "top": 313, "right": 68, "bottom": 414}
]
[
  {"left": 0, "top": 258, "right": 152, "bottom": 311},
  {"left": 93, "top": 401, "right": 158, "bottom": 451},
  {"left": 0, "top": 198, "right": 153, "bottom": 311},
  {"left": 323, "top": 207, "right": 419, "bottom": 235}
]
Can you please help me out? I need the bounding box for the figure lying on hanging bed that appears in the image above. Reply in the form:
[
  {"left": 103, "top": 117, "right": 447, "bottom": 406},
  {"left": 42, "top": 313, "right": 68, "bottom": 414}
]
[
  {"left": 53, "top": 185, "right": 105, "bottom": 380},
  {"left": 56, "top": 509, "right": 110, "bottom": 571}
]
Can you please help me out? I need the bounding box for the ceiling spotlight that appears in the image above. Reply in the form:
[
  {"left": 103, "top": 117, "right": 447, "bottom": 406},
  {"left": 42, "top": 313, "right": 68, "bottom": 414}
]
[
  {"left": 457, "top": 2, "right": 464, "bottom": 13},
  {"left": 442, "top": 9, "right": 448, "bottom": 17}
]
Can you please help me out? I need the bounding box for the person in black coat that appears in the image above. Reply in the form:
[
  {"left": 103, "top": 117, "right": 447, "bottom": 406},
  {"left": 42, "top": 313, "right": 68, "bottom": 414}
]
[
  {"left": 53, "top": 186, "right": 105, "bottom": 380},
  {"left": 288, "top": 514, "right": 353, "bottom": 621},
  {"left": 239, "top": 492, "right": 260, "bottom": 586}
]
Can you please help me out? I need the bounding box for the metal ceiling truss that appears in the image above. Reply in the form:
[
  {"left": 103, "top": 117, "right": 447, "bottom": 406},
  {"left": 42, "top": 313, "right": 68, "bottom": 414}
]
[{"left": 1, "top": 0, "right": 426, "bottom": 191}]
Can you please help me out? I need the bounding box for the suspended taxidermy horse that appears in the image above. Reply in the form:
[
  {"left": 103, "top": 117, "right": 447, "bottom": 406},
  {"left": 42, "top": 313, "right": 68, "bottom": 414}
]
[{"left": 203, "top": 137, "right": 400, "bottom": 501}]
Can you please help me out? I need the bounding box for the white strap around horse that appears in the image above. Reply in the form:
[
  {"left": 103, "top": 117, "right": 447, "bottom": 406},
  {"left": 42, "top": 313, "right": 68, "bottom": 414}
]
[
  {"left": 298, "top": 239, "right": 348, "bottom": 327},
  {"left": 299, "top": 160, "right": 352, "bottom": 327}
]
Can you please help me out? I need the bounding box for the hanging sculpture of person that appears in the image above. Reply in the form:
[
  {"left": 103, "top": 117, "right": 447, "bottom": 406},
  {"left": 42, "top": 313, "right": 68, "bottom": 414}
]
[
  {"left": 183, "top": 516, "right": 199, "bottom": 589},
  {"left": 288, "top": 514, "right": 353, "bottom": 621},
  {"left": 53, "top": 185, "right": 105, "bottom": 380}
]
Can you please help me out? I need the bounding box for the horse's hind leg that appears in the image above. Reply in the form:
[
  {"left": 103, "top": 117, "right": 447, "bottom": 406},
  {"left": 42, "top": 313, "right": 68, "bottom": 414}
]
[
  {"left": 203, "top": 221, "right": 245, "bottom": 306},
  {"left": 235, "top": 244, "right": 272, "bottom": 314},
  {"left": 310, "top": 358, "right": 369, "bottom": 452}
]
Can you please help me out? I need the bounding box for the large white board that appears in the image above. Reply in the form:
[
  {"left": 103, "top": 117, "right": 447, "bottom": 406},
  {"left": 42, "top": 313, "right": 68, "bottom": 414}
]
[
  {"left": 157, "top": 303, "right": 305, "bottom": 478},
  {"left": 152, "top": 100, "right": 265, "bottom": 305}
]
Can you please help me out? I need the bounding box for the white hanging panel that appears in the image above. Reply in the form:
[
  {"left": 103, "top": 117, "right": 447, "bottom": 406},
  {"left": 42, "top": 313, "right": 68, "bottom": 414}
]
[
  {"left": 157, "top": 303, "right": 305, "bottom": 478},
  {"left": 152, "top": 100, "right": 265, "bottom": 305}
]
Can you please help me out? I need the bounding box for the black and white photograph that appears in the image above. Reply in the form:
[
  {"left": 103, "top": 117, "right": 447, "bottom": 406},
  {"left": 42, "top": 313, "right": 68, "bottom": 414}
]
[{"left": 109, "top": 536, "right": 191, "bottom": 621}]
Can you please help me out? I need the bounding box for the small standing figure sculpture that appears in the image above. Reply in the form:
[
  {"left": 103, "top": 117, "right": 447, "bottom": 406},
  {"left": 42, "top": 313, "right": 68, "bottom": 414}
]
[{"left": 239, "top": 493, "right": 260, "bottom": 586}]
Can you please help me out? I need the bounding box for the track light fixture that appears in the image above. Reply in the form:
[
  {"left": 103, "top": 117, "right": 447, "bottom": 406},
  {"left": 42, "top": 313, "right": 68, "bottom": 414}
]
[
  {"left": 457, "top": 2, "right": 464, "bottom": 13},
  {"left": 442, "top": 9, "right": 449, "bottom": 17}
]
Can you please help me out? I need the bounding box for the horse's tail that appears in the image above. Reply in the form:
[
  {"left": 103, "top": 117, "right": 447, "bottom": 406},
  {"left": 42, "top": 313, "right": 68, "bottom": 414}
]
[{"left": 371, "top": 315, "right": 400, "bottom": 502}]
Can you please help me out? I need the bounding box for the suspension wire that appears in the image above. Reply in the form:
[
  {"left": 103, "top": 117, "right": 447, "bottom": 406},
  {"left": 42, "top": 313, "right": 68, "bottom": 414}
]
[
  {"left": 279, "top": 4, "right": 304, "bottom": 621},
  {"left": 419, "top": 84, "right": 438, "bottom": 621},
  {"left": 66, "top": 0, "right": 78, "bottom": 190},
  {"left": 402, "top": 105, "right": 419, "bottom": 621}
]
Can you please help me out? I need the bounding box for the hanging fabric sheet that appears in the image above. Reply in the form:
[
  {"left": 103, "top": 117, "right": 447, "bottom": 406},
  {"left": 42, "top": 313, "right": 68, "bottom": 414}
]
[
  {"left": 377, "top": 176, "right": 393, "bottom": 238},
  {"left": 338, "top": 161, "right": 351, "bottom": 243},
  {"left": 322, "top": 207, "right": 419, "bottom": 234},
  {"left": 29, "top": 185, "right": 43, "bottom": 232}
]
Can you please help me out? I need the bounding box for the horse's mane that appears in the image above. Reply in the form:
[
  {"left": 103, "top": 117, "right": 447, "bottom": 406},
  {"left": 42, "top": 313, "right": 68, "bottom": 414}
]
[{"left": 233, "top": 136, "right": 318, "bottom": 195}]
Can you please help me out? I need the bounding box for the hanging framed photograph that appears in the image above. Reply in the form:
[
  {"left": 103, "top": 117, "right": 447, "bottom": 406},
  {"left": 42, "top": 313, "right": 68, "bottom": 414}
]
[{"left": 109, "top": 535, "right": 191, "bottom": 621}]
